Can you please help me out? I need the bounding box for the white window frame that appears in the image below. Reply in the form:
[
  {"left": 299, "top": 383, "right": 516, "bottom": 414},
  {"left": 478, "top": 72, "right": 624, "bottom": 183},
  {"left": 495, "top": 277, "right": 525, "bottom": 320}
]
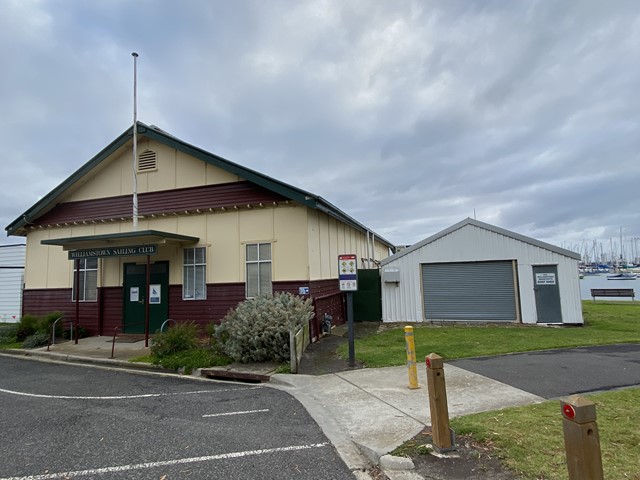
[
  {"left": 71, "top": 258, "right": 98, "bottom": 302},
  {"left": 183, "top": 246, "right": 207, "bottom": 300},
  {"left": 245, "top": 242, "right": 272, "bottom": 298}
]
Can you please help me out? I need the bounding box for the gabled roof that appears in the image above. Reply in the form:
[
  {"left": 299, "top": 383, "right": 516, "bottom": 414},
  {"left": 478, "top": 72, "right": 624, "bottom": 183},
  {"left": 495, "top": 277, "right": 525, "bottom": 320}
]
[
  {"left": 6, "top": 122, "right": 394, "bottom": 248},
  {"left": 381, "top": 217, "right": 581, "bottom": 265}
]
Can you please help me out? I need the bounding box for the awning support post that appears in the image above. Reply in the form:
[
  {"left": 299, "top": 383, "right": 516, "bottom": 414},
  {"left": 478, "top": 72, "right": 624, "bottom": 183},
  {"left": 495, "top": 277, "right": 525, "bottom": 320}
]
[{"left": 144, "top": 255, "right": 150, "bottom": 347}]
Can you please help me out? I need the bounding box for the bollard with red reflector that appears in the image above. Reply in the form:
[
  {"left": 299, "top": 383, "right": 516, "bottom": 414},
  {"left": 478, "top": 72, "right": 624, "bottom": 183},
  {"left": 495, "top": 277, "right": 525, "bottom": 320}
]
[
  {"left": 425, "top": 353, "right": 455, "bottom": 452},
  {"left": 560, "top": 395, "right": 603, "bottom": 480}
]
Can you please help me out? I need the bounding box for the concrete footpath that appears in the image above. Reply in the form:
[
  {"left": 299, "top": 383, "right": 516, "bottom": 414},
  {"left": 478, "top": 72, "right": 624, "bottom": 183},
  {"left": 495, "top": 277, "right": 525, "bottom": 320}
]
[
  {"left": 271, "top": 365, "right": 543, "bottom": 477},
  {"left": 1, "top": 337, "right": 544, "bottom": 479}
]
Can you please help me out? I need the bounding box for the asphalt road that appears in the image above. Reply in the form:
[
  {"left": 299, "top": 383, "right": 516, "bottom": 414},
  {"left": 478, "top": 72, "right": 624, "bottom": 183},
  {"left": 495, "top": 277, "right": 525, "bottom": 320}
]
[
  {"left": 0, "top": 356, "right": 353, "bottom": 480},
  {"left": 449, "top": 343, "right": 640, "bottom": 399}
]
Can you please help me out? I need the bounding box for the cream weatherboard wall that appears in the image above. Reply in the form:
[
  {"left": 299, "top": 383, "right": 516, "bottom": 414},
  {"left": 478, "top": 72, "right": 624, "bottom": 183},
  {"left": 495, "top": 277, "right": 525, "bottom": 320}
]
[
  {"left": 10, "top": 123, "right": 396, "bottom": 336},
  {"left": 67, "top": 138, "right": 241, "bottom": 202},
  {"left": 24, "top": 202, "right": 387, "bottom": 292},
  {"left": 26, "top": 135, "right": 390, "bottom": 290},
  {"left": 307, "top": 210, "right": 388, "bottom": 280}
]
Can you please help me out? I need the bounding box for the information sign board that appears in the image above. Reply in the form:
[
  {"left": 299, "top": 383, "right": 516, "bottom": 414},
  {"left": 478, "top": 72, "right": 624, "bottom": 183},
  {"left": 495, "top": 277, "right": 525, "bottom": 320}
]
[
  {"left": 339, "top": 254, "right": 358, "bottom": 291},
  {"left": 535, "top": 273, "right": 556, "bottom": 285}
]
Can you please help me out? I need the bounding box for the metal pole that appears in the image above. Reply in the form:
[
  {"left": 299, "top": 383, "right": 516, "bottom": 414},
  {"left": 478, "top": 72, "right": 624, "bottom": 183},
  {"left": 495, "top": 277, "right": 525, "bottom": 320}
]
[
  {"left": 144, "top": 255, "right": 150, "bottom": 347},
  {"left": 132, "top": 52, "right": 139, "bottom": 230},
  {"left": 74, "top": 259, "right": 80, "bottom": 344},
  {"left": 347, "top": 292, "right": 355, "bottom": 367},
  {"left": 365, "top": 231, "right": 370, "bottom": 268}
]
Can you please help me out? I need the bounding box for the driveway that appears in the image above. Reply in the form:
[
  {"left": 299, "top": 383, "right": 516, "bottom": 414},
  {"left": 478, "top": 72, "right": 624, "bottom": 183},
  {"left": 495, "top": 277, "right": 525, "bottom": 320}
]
[{"left": 448, "top": 343, "right": 640, "bottom": 399}]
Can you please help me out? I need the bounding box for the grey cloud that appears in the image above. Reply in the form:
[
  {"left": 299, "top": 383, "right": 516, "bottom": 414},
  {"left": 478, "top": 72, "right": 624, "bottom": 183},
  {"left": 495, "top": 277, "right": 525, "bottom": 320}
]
[{"left": 2, "top": 1, "right": 639, "bottom": 253}]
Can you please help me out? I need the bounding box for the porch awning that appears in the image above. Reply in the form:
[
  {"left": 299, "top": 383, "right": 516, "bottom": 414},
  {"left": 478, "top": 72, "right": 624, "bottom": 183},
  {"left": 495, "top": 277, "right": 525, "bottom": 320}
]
[{"left": 41, "top": 229, "right": 199, "bottom": 250}]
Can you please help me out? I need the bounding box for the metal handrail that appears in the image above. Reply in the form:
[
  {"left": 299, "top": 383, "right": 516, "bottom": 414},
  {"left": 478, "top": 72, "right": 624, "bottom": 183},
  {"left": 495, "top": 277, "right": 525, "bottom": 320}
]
[
  {"left": 160, "top": 318, "right": 176, "bottom": 332},
  {"left": 110, "top": 325, "right": 121, "bottom": 359},
  {"left": 48, "top": 317, "right": 75, "bottom": 351},
  {"left": 110, "top": 320, "right": 148, "bottom": 359}
]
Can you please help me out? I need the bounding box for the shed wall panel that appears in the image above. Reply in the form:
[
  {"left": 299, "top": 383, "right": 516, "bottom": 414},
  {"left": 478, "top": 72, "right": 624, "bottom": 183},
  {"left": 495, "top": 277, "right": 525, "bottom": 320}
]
[{"left": 0, "top": 245, "right": 25, "bottom": 322}]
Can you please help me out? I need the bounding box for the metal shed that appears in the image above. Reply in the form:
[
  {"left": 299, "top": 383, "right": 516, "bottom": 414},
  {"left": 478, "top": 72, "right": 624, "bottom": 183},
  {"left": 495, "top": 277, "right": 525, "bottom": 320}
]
[
  {"left": 381, "top": 218, "right": 583, "bottom": 325},
  {"left": 0, "top": 244, "right": 25, "bottom": 323}
]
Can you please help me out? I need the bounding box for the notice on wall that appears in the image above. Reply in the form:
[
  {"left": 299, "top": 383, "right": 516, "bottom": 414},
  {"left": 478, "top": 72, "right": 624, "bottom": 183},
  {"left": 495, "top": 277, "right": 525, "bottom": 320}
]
[
  {"left": 130, "top": 287, "right": 139, "bottom": 302},
  {"left": 535, "top": 273, "right": 556, "bottom": 285},
  {"left": 149, "top": 284, "right": 161, "bottom": 304}
]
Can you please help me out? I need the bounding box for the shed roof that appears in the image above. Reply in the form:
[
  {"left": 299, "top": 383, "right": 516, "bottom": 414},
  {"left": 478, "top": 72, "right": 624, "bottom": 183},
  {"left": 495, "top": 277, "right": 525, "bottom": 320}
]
[
  {"left": 381, "top": 218, "right": 581, "bottom": 265},
  {"left": 6, "top": 122, "right": 393, "bottom": 248}
]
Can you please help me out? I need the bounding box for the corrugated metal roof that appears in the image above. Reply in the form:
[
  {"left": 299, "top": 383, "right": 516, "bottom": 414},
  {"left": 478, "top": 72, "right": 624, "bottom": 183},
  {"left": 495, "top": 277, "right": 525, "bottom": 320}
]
[{"left": 381, "top": 218, "right": 581, "bottom": 265}]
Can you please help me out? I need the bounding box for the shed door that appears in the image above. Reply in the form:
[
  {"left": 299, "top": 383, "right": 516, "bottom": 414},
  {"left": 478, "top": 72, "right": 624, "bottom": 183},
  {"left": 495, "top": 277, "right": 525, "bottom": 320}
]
[
  {"left": 422, "top": 261, "right": 517, "bottom": 322},
  {"left": 532, "top": 265, "right": 562, "bottom": 324}
]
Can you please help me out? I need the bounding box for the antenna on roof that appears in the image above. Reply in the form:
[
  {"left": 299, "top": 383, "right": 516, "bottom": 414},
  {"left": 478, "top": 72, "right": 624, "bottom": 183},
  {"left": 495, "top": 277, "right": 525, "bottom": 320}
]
[{"left": 132, "top": 52, "right": 139, "bottom": 230}]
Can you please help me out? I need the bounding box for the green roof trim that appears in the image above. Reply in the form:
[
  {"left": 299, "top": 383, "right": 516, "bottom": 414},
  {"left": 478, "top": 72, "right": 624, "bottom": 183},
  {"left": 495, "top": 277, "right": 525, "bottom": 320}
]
[{"left": 7, "top": 122, "right": 394, "bottom": 249}]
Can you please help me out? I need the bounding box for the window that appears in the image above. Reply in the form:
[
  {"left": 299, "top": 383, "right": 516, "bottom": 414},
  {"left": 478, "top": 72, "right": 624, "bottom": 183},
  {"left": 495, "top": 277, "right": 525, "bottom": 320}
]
[
  {"left": 246, "top": 243, "right": 272, "bottom": 297},
  {"left": 183, "top": 247, "right": 206, "bottom": 300},
  {"left": 72, "top": 258, "right": 98, "bottom": 302}
]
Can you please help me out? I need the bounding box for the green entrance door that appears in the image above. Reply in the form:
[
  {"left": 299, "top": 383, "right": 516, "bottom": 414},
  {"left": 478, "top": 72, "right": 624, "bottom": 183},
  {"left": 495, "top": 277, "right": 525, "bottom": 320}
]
[{"left": 123, "top": 261, "right": 169, "bottom": 334}]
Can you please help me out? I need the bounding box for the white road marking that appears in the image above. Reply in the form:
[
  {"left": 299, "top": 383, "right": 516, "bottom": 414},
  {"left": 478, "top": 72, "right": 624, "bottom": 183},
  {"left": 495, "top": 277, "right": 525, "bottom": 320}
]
[
  {"left": 0, "top": 442, "right": 330, "bottom": 480},
  {"left": 203, "top": 408, "right": 269, "bottom": 418},
  {"left": 0, "top": 385, "right": 262, "bottom": 400}
]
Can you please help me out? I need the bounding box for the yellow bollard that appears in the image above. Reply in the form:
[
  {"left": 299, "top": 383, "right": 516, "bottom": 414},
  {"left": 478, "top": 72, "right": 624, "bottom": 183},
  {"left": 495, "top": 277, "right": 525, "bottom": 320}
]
[{"left": 404, "top": 326, "right": 420, "bottom": 389}]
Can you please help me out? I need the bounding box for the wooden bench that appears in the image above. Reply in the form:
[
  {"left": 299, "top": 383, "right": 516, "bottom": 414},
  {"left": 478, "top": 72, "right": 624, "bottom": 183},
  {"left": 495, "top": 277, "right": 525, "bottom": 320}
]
[{"left": 590, "top": 288, "right": 635, "bottom": 301}]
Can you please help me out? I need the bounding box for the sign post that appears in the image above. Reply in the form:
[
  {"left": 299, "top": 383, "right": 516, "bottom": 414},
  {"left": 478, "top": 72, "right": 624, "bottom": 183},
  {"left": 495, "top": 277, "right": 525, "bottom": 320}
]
[{"left": 338, "top": 254, "right": 358, "bottom": 367}]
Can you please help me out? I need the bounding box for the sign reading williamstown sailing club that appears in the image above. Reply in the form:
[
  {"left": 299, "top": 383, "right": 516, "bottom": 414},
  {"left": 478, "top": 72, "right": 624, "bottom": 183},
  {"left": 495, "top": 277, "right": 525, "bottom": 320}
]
[{"left": 68, "top": 245, "right": 158, "bottom": 259}]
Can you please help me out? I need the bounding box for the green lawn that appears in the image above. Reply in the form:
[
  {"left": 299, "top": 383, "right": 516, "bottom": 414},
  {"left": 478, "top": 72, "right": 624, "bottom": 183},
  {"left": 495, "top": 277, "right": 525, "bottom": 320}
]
[
  {"left": 376, "top": 301, "right": 639, "bottom": 479},
  {"left": 451, "top": 387, "right": 640, "bottom": 479},
  {"left": 339, "top": 301, "right": 640, "bottom": 367}
]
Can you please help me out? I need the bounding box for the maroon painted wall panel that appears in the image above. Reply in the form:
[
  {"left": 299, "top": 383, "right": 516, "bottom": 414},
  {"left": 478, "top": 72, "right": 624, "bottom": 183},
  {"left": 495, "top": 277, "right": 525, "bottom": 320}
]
[
  {"left": 309, "top": 279, "right": 340, "bottom": 297},
  {"left": 309, "top": 279, "right": 345, "bottom": 336},
  {"left": 167, "top": 283, "right": 246, "bottom": 328},
  {"left": 22, "top": 279, "right": 343, "bottom": 338},
  {"left": 101, "top": 287, "right": 123, "bottom": 335},
  {"left": 36, "top": 182, "right": 286, "bottom": 226},
  {"left": 22, "top": 288, "right": 100, "bottom": 334},
  {"left": 273, "top": 279, "right": 344, "bottom": 338},
  {"left": 272, "top": 280, "right": 310, "bottom": 298}
]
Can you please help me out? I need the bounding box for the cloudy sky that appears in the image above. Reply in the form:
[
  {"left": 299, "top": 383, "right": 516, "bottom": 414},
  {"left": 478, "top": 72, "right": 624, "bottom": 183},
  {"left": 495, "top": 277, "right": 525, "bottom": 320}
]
[{"left": 2, "top": 0, "right": 639, "bottom": 261}]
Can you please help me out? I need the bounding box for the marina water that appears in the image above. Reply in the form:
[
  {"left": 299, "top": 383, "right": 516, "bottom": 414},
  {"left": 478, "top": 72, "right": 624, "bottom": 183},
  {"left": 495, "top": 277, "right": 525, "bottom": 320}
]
[{"left": 579, "top": 274, "right": 637, "bottom": 301}]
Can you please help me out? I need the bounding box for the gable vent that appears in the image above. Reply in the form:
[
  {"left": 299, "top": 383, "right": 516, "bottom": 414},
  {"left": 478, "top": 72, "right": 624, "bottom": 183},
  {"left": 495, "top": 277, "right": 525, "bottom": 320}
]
[{"left": 138, "top": 149, "right": 157, "bottom": 172}]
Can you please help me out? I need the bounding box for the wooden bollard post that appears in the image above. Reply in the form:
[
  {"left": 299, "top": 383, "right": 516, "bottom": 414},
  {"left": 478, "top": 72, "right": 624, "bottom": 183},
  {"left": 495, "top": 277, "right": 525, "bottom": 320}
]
[
  {"left": 560, "top": 395, "right": 604, "bottom": 480},
  {"left": 425, "top": 353, "right": 455, "bottom": 452},
  {"left": 405, "top": 326, "right": 420, "bottom": 389}
]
